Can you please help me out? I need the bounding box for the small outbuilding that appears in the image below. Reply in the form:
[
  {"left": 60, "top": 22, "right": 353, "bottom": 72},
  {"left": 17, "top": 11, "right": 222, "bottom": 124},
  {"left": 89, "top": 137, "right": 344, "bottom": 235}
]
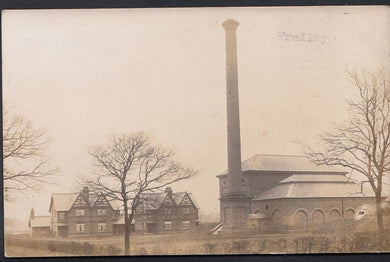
[{"left": 28, "top": 208, "right": 50, "bottom": 237}]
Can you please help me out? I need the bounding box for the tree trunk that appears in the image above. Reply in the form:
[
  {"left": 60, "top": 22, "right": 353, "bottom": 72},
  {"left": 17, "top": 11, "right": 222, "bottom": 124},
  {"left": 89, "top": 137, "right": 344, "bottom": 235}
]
[
  {"left": 124, "top": 203, "right": 130, "bottom": 255},
  {"left": 375, "top": 193, "right": 384, "bottom": 247}
]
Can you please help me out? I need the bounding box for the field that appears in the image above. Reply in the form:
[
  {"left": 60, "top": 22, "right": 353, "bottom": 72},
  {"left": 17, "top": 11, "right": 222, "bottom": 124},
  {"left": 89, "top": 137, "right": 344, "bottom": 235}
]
[{"left": 5, "top": 221, "right": 390, "bottom": 257}]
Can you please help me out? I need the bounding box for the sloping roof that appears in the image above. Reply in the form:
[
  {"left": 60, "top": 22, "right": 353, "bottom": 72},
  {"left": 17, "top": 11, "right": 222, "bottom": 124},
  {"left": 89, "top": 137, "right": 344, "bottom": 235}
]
[
  {"left": 187, "top": 193, "right": 200, "bottom": 209},
  {"left": 218, "top": 154, "right": 345, "bottom": 176},
  {"left": 30, "top": 216, "right": 50, "bottom": 228},
  {"left": 141, "top": 192, "right": 167, "bottom": 210},
  {"left": 140, "top": 191, "right": 199, "bottom": 210},
  {"left": 172, "top": 192, "right": 186, "bottom": 205},
  {"left": 109, "top": 199, "right": 123, "bottom": 210},
  {"left": 280, "top": 174, "right": 354, "bottom": 183},
  {"left": 253, "top": 178, "right": 375, "bottom": 201},
  {"left": 50, "top": 193, "right": 79, "bottom": 212}
]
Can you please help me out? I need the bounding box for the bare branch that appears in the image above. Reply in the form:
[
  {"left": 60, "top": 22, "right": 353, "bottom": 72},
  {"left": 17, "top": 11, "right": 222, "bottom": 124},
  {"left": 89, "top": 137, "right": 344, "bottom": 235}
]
[
  {"left": 304, "top": 68, "right": 390, "bottom": 234},
  {"left": 84, "top": 132, "right": 195, "bottom": 254},
  {"left": 3, "top": 112, "right": 55, "bottom": 200}
]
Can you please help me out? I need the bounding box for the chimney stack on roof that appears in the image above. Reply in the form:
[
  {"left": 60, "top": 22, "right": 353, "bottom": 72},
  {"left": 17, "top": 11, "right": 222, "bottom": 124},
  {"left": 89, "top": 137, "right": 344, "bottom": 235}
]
[
  {"left": 165, "top": 187, "right": 173, "bottom": 196},
  {"left": 30, "top": 208, "right": 35, "bottom": 220},
  {"left": 82, "top": 186, "right": 89, "bottom": 202}
]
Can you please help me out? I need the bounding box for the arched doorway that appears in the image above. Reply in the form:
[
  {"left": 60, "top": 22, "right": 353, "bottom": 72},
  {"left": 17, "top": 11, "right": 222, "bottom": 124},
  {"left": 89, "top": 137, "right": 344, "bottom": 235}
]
[{"left": 294, "top": 210, "right": 308, "bottom": 232}]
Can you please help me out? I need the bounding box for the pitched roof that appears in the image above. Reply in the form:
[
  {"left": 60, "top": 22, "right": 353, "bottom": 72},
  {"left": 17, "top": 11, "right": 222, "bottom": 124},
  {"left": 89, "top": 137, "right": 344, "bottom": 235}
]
[
  {"left": 49, "top": 189, "right": 120, "bottom": 212},
  {"left": 186, "top": 193, "right": 200, "bottom": 209},
  {"left": 140, "top": 191, "right": 199, "bottom": 210},
  {"left": 141, "top": 192, "right": 167, "bottom": 210},
  {"left": 218, "top": 154, "right": 345, "bottom": 176},
  {"left": 29, "top": 216, "right": 50, "bottom": 228},
  {"left": 253, "top": 174, "right": 375, "bottom": 200},
  {"left": 50, "top": 193, "right": 79, "bottom": 212},
  {"left": 280, "top": 174, "right": 355, "bottom": 183}
]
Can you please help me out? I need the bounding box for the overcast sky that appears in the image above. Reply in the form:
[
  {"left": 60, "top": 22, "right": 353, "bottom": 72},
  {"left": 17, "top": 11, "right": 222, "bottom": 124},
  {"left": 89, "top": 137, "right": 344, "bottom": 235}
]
[{"left": 3, "top": 6, "right": 390, "bottom": 220}]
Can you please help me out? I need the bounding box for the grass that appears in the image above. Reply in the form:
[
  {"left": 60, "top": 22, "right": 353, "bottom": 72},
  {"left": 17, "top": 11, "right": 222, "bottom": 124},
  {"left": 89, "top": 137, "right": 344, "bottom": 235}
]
[{"left": 5, "top": 219, "right": 390, "bottom": 257}]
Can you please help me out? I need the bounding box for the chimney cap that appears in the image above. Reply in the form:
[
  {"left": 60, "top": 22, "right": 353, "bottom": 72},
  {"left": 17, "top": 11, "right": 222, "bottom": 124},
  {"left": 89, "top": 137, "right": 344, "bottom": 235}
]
[{"left": 222, "top": 19, "right": 239, "bottom": 30}]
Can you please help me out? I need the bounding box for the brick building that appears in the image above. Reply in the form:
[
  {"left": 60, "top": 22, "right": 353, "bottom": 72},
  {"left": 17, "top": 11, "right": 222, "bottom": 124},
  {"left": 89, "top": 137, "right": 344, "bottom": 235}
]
[
  {"left": 48, "top": 187, "right": 121, "bottom": 238},
  {"left": 218, "top": 154, "right": 379, "bottom": 233},
  {"left": 134, "top": 187, "right": 199, "bottom": 233}
]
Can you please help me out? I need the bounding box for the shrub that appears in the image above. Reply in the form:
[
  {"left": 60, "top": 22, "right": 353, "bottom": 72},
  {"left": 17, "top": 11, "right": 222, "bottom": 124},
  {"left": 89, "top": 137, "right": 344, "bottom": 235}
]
[
  {"left": 136, "top": 247, "right": 148, "bottom": 256},
  {"left": 203, "top": 241, "right": 217, "bottom": 254},
  {"left": 317, "top": 237, "right": 331, "bottom": 253},
  {"left": 277, "top": 238, "right": 287, "bottom": 253},
  {"left": 152, "top": 244, "right": 163, "bottom": 255},
  {"left": 230, "top": 240, "right": 250, "bottom": 254}
]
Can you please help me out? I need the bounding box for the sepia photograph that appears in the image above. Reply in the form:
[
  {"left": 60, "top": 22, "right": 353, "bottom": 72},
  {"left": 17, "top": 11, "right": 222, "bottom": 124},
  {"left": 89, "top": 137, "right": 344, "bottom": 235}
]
[{"left": 2, "top": 6, "right": 390, "bottom": 257}]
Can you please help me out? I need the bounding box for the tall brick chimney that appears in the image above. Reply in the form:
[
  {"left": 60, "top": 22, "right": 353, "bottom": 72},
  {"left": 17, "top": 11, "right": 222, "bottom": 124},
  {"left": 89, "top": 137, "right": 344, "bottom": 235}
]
[
  {"left": 222, "top": 19, "right": 242, "bottom": 196},
  {"left": 220, "top": 19, "right": 250, "bottom": 232}
]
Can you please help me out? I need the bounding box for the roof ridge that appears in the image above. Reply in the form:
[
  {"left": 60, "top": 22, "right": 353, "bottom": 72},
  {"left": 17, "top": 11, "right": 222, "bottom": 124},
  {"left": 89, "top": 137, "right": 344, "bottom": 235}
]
[
  {"left": 254, "top": 154, "right": 306, "bottom": 157},
  {"left": 52, "top": 192, "right": 79, "bottom": 195}
]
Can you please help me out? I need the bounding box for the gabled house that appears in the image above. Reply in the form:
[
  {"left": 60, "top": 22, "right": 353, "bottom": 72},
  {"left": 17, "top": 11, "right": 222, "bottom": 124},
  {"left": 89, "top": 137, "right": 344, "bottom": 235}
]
[
  {"left": 134, "top": 187, "right": 199, "bottom": 233},
  {"left": 48, "top": 187, "right": 120, "bottom": 238}
]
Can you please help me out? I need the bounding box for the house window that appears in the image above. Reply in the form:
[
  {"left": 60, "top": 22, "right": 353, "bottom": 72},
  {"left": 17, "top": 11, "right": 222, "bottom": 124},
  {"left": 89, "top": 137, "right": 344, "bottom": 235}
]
[
  {"left": 183, "top": 221, "right": 190, "bottom": 230},
  {"left": 183, "top": 207, "right": 190, "bottom": 214},
  {"left": 98, "top": 209, "right": 106, "bottom": 216},
  {"left": 76, "top": 224, "right": 85, "bottom": 233},
  {"left": 98, "top": 223, "right": 107, "bottom": 232},
  {"left": 76, "top": 209, "right": 85, "bottom": 216},
  {"left": 59, "top": 213, "right": 65, "bottom": 221},
  {"left": 163, "top": 221, "right": 172, "bottom": 230}
]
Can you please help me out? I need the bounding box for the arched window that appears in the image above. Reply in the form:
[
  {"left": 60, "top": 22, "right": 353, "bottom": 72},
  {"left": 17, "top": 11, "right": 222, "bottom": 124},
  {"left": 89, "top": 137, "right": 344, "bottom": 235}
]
[
  {"left": 344, "top": 208, "right": 356, "bottom": 218},
  {"left": 294, "top": 209, "right": 308, "bottom": 232},
  {"left": 329, "top": 209, "right": 342, "bottom": 220},
  {"left": 272, "top": 209, "right": 282, "bottom": 225},
  {"left": 312, "top": 209, "right": 325, "bottom": 228}
]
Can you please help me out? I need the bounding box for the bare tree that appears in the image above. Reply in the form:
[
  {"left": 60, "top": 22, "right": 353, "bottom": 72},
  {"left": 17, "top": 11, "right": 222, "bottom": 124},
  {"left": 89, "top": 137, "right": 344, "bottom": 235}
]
[
  {"left": 87, "top": 132, "right": 195, "bottom": 255},
  {"left": 305, "top": 68, "right": 390, "bottom": 237},
  {"left": 3, "top": 111, "right": 55, "bottom": 200}
]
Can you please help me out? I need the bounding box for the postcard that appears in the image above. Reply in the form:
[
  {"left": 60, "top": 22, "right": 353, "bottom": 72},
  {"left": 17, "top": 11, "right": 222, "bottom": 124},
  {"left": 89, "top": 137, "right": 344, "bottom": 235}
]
[{"left": 2, "top": 6, "right": 390, "bottom": 257}]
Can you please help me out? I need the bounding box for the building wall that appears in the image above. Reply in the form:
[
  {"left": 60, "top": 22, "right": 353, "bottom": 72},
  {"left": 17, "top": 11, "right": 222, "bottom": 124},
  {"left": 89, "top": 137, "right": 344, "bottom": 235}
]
[
  {"left": 219, "top": 172, "right": 291, "bottom": 198},
  {"left": 135, "top": 205, "right": 199, "bottom": 233},
  {"left": 251, "top": 197, "right": 377, "bottom": 232}
]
